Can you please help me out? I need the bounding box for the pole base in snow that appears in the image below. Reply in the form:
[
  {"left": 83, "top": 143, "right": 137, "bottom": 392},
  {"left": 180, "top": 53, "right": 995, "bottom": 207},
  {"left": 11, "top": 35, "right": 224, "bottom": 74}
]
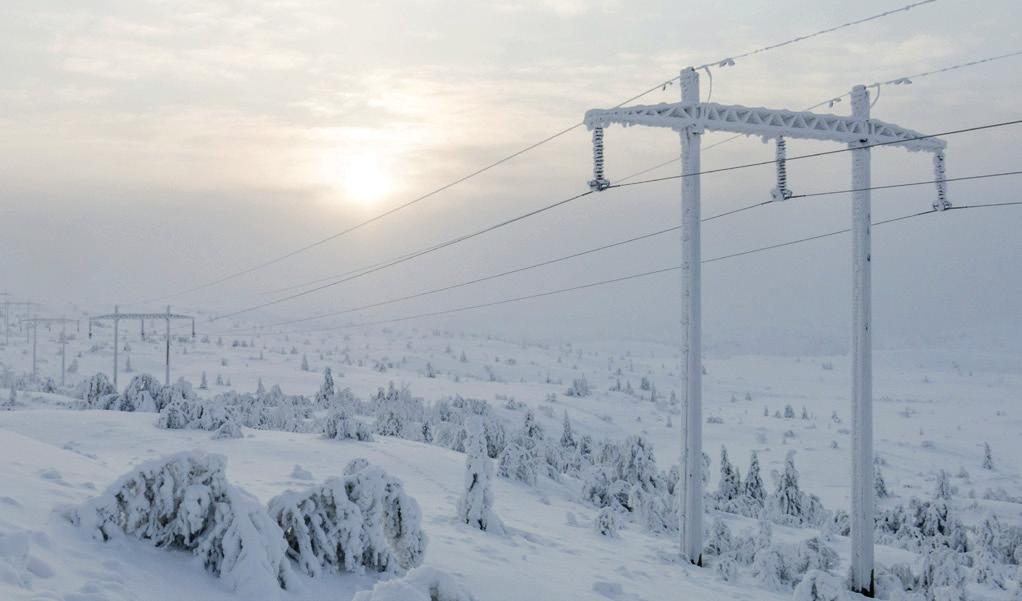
[{"left": 852, "top": 571, "right": 875, "bottom": 598}]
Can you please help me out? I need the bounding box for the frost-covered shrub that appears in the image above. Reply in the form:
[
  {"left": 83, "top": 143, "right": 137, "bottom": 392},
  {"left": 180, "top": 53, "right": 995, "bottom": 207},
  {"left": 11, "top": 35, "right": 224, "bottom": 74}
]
[
  {"left": 267, "top": 462, "right": 426, "bottom": 577},
  {"left": 70, "top": 452, "right": 291, "bottom": 595},
  {"left": 978, "top": 515, "right": 1022, "bottom": 565},
  {"left": 351, "top": 566, "right": 476, "bottom": 601},
  {"left": 77, "top": 372, "right": 118, "bottom": 409},
  {"left": 565, "top": 376, "right": 590, "bottom": 397},
  {"left": 764, "top": 452, "right": 826, "bottom": 527},
  {"left": 751, "top": 537, "right": 839, "bottom": 593},
  {"left": 876, "top": 498, "right": 967, "bottom": 553},
  {"left": 323, "top": 412, "right": 374, "bottom": 442},
  {"left": 213, "top": 418, "right": 243, "bottom": 440},
  {"left": 793, "top": 570, "right": 846, "bottom": 601},
  {"left": 497, "top": 442, "right": 537, "bottom": 486},
  {"left": 457, "top": 419, "right": 503, "bottom": 534},
  {"left": 704, "top": 517, "right": 733, "bottom": 556},
  {"left": 920, "top": 548, "right": 965, "bottom": 601},
  {"left": 594, "top": 507, "right": 620, "bottom": 537},
  {"left": 119, "top": 373, "right": 163, "bottom": 412}
]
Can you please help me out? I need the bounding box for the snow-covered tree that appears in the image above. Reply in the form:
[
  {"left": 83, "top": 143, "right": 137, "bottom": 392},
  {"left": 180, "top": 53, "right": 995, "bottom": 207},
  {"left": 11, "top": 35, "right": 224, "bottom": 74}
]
[
  {"left": 935, "top": 469, "right": 953, "bottom": 500},
  {"left": 78, "top": 372, "right": 118, "bottom": 408},
  {"left": 559, "top": 410, "right": 575, "bottom": 451},
  {"left": 119, "top": 373, "right": 162, "bottom": 412},
  {"left": 323, "top": 411, "right": 374, "bottom": 441},
  {"left": 594, "top": 507, "right": 619, "bottom": 537},
  {"left": 199, "top": 371, "right": 208, "bottom": 390},
  {"left": 268, "top": 461, "right": 426, "bottom": 577},
  {"left": 565, "top": 376, "right": 590, "bottom": 397},
  {"left": 124, "top": 356, "right": 133, "bottom": 373},
  {"left": 457, "top": 419, "right": 503, "bottom": 534},
  {"left": 300, "top": 353, "right": 310, "bottom": 371},
  {"left": 765, "top": 451, "right": 824, "bottom": 527},
  {"left": 497, "top": 442, "right": 537, "bottom": 486},
  {"left": 792, "top": 570, "right": 845, "bottom": 601},
  {"left": 316, "top": 367, "right": 335, "bottom": 406},
  {"left": 982, "top": 442, "right": 994, "bottom": 470},
  {"left": 71, "top": 452, "right": 292, "bottom": 595},
  {"left": 705, "top": 517, "right": 733, "bottom": 556},
  {"left": 875, "top": 466, "right": 890, "bottom": 499},
  {"left": 744, "top": 451, "right": 766, "bottom": 508},
  {"left": 717, "top": 445, "right": 741, "bottom": 504}
]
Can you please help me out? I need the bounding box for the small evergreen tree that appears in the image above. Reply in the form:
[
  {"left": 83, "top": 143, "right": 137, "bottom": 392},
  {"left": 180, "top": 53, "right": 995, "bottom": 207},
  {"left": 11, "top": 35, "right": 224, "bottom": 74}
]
[
  {"left": 300, "top": 354, "right": 310, "bottom": 372},
  {"left": 199, "top": 371, "right": 208, "bottom": 390},
  {"left": 717, "top": 445, "right": 741, "bottom": 502},
  {"left": 982, "top": 442, "right": 994, "bottom": 470},
  {"left": 875, "top": 466, "right": 889, "bottom": 499},
  {"left": 744, "top": 451, "right": 766, "bottom": 506},
  {"left": 316, "top": 367, "right": 335, "bottom": 405},
  {"left": 935, "top": 469, "right": 952, "bottom": 500},
  {"left": 124, "top": 356, "right": 133, "bottom": 373},
  {"left": 457, "top": 419, "right": 503, "bottom": 534}
]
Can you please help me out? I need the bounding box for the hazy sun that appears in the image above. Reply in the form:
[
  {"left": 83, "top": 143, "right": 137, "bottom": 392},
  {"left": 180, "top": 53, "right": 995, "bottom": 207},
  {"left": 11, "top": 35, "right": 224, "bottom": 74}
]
[{"left": 320, "top": 152, "right": 394, "bottom": 206}]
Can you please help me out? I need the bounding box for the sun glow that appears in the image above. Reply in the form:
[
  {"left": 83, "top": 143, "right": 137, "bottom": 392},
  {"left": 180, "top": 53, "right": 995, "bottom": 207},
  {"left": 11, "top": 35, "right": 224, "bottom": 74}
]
[{"left": 320, "top": 151, "right": 394, "bottom": 206}]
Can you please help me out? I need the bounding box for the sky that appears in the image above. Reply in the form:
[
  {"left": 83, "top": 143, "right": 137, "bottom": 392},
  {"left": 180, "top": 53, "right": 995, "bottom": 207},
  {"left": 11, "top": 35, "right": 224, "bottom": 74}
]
[{"left": 1, "top": 0, "right": 1020, "bottom": 354}]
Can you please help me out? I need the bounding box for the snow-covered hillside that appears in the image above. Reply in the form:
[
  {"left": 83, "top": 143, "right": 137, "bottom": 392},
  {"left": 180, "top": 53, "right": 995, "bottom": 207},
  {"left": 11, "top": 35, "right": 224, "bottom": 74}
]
[{"left": 2, "top": 325, "right": 1020, "bottom": 600}]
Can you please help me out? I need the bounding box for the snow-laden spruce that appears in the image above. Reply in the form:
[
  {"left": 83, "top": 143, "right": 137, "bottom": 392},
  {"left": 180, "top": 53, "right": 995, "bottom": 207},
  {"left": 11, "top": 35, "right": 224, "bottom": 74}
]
[
  {"left": 323, "top": 410, "right": 374, "bottom": 441},
  {"left": 69, "top": 452, "right": 292, "bottom": 596},
  {"left": 351, "top": 566, "right": 476, "bottom": 601},
  {"left": 267, "top": 459, "right": 426, "bottom": 577},
  {"left": 456, "top": 418, "right": 503, "bottom": 534}
]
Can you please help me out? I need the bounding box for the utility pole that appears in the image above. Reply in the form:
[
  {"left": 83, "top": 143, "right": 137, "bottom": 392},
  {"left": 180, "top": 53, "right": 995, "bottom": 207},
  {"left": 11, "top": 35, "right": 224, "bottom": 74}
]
[
  {"left": 583, "top": 69, "right": 949, "bottom": 591},
  {"left": 20, "top": 317, "right": 79, "bottom": 383},
  {"left": 90, "top": 306, "right": 195, "bottom": 387}
]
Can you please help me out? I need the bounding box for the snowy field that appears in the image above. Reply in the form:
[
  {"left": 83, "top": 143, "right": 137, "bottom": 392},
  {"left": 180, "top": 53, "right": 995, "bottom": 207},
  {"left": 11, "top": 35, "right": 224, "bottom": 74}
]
[{"left": 1, "top": 324, "right": 1020, "bottom": 600}]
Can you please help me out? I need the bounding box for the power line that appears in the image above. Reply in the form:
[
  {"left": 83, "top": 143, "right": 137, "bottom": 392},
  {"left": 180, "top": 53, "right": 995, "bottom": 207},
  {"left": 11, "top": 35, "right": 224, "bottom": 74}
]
[
  {"left": 223, "top": 200, "right": 1020, "bottom": 336},
  {"left": 806, "top": 49, "right": 1022, "bottom": 111},
  {"left": 143, "top": 0, "right": 939, "bottom": 305},
  {"left": 619, "top": 48, "right": 1022, "bottom": 183},
  {"left": 213, "top": 170, "right": 1022, "bottom": 336},
  {"left": 694, "top": 0, "right": 936, "bottom": 71},
  {"left": 211, "top": 118, "right": 1022, "bottom": 321},
  {"left": 613, "top": 119, "right": 1022, "bottom": 190}
]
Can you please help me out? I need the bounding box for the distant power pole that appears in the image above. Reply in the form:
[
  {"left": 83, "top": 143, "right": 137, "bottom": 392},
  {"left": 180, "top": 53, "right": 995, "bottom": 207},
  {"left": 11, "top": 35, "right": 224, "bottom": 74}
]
[
  {"left": 20, "top": 317, "right": 79, "bottom": 383},
  {"left": 584, "top": 68, "right": 949, "bottom": 594},
  {"left": 89, "top": 306, "right": 195, "bottom": 387}
]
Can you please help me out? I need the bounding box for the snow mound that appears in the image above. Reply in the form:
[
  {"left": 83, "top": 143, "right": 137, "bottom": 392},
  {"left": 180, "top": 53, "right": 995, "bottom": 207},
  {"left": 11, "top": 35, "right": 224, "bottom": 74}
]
[
  {"left": 69, "top": 451, "right": 292, "bottom": 598},
  {"left": 268, "top": 461, "right": 426, "bottom": 578},
  {"left": 352, "top": 566, "right": 475, "bottom": 601}
]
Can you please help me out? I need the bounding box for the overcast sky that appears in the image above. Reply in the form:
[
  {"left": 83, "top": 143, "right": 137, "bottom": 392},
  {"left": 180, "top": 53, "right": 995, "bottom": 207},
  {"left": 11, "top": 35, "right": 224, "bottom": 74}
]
[{"left": 2, "top": 0, "right": 1020, "bottom": 352}]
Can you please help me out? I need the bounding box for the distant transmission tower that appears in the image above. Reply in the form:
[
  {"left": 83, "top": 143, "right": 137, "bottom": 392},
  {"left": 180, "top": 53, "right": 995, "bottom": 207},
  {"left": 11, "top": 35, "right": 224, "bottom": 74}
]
[
  {"left": 584, "top": 67, "right": 949, "bottom": 595},
  {"left": 89, "top": 306, "right": 195, "bottom": 387},
  {"left": 20, "top": 317, "right": 79, "bottom": 385}
]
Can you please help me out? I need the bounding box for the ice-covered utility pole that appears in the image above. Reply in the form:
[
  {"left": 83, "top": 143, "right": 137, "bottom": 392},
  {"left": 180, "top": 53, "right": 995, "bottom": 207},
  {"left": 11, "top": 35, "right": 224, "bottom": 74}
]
[
  {"left": 89, "top": 306, "right": 195, "bottom": 387},
  {"left": 20, "top": 317, "right": 79, "bottom": 382},
  {"left": 3, "top": 300, "right": 37, "bottom": 346},
  {"left": 584, "top": 68, "right": 948, "bottom": 592}
]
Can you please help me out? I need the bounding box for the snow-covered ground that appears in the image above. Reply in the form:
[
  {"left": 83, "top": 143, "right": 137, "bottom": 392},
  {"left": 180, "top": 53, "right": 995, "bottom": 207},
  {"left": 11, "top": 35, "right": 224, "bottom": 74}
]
[{"left": 1, "top": 324, "right": 1020, "bottom": 600}]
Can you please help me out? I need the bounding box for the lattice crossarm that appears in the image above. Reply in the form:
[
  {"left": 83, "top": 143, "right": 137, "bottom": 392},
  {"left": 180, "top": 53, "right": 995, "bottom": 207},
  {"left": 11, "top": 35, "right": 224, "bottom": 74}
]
[
  {"left": 584, "top": 104, "right": 699, "bottom": 132},
  {"left": 587, "top": 102, "right": 946, "bottom": 154}
]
